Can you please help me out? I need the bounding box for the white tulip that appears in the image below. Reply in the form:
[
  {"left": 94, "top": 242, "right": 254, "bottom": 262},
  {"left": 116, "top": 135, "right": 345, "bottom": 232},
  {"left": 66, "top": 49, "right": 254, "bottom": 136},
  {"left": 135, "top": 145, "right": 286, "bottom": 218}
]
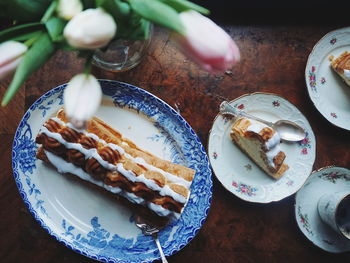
[
  {"left": 64, "top": 73, "right": 102, "bottom": 129},
  {"left": 0, "top": 41, "right": 27, "bottom": 80},
  {"left": 63, "top": 8, "right": 117, "bottom": 49},
  {"left": 57, "top": 0, "right": 83, "bottom": 20}
]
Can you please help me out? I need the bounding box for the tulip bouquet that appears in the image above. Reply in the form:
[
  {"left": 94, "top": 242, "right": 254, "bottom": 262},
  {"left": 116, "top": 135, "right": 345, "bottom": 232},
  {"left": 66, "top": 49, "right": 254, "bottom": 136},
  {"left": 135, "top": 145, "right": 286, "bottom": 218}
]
[{"left": 0, "top": 0, "right": 240, "bottom": 127}]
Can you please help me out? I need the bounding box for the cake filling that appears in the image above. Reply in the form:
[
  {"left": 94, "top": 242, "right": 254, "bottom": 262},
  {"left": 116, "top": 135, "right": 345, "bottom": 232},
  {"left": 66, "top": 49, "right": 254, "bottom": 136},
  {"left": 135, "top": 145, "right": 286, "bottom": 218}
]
[
  {"left": 49, "top": 117, "right": 191, "bottom": 188},
  {"left": 45, "top": 150, "right": 180, "bottom": 219}
]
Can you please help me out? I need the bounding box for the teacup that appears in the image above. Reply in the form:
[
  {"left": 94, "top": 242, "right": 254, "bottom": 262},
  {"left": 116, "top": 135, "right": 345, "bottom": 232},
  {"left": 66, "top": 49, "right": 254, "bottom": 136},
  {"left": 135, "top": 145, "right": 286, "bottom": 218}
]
[{"left": 317, "top": 190, "right": 350, "bottom": 239}]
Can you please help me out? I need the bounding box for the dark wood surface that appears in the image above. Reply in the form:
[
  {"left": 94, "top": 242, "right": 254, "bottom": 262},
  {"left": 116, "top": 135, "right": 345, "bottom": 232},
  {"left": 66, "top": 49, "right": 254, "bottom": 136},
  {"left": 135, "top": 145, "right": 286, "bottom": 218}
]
[{"left": 1, "top": 14, "right": 350, "bottom": 263}]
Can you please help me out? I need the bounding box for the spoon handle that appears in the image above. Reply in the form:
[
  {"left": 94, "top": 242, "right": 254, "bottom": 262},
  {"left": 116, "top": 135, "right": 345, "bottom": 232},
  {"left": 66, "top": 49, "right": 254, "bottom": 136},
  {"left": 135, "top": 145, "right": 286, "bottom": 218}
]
[
  {"left": 219, "top": 101, "right": 274, "bottom": 127},
  {"left": 153, "top": 233, "right": 168, "bottom": 263}
]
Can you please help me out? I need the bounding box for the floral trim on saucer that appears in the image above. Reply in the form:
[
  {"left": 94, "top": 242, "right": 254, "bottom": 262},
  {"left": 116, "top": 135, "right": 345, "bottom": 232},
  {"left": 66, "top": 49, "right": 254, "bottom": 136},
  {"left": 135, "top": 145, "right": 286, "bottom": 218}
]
[
  {"left": 232, "top": 181, "right": 257, "bottom": 196},
  {"left": 331, "top": 112, "right": 337, "bottom": 118},
  {"left": 319, "top": 171, "right": 350, "bottom": 183},
  {"left": 297, "top": 206, "right": 313, "bottom": 236},
  {"left": 286, "top": 180, "right": 294, "bottom": 186},
  {"left": 235, "top": 103, "right": 245, "bottom": 110},
  {"left": 298, "top": 133, "right": 311, "bottom": 155},
  {"left": 309, "top": 66, "right": 317, "bottom": 92},
  {"left": 272, "top": 100, "right": 280, "bottom": 107}
]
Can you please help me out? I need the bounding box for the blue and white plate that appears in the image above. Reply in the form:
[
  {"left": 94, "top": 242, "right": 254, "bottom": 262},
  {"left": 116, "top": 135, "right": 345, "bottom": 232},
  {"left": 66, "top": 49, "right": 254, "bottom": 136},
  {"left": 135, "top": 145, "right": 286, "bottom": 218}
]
[{"left": 12, "top": 80, "right": 212, "bottom": 262}]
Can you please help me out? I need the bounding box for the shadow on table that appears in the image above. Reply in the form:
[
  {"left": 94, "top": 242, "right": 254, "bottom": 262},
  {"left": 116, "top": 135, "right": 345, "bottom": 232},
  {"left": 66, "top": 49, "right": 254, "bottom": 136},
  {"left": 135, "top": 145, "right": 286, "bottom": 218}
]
[{"left": 193, "top": 0, "right": 350, "bottom": 26}]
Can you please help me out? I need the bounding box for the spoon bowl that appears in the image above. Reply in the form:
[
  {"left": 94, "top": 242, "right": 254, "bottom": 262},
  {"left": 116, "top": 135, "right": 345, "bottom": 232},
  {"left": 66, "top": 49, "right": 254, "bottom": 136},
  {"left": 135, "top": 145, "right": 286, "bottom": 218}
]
[{"left": 219, "top": 101, "right": 307, "bottom": 142}]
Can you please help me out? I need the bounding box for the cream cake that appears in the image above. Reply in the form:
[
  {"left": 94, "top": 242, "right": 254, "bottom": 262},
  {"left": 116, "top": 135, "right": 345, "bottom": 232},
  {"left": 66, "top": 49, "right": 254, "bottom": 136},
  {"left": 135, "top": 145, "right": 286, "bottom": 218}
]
[
  {"left": 331, "top": 51, "right": 350, "bottom": 86},
  {"left": 35, "top": 109, "right": 195, "bottom": 222},
  {"left": 230, "top": 117, "right": 289, "bottom": 179}
]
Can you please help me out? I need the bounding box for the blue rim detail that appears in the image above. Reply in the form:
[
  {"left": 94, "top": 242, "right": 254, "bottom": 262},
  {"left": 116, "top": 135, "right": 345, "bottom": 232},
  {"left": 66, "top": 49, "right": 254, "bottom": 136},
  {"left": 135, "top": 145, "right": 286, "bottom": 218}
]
[{"left": 12, "top": 80, "right": 212, "bottom": 263}]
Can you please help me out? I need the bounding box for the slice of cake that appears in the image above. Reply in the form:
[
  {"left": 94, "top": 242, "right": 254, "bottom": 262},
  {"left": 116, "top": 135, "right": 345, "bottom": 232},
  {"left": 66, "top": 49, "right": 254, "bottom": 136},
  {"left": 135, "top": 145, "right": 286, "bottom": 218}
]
[
  {"left": 230, "top": 117, "right": 289, "bottom": 179},
  {"left": 36, "top": 109, "right": 195, "bottom": 223},
  {"left": 331, "top": 51, "right": 350, "bottom": 86}
]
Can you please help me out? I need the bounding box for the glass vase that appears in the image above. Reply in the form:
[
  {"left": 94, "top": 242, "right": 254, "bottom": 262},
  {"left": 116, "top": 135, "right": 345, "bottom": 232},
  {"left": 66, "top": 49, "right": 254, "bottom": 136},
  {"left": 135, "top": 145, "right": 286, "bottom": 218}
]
[{"left": 92, "top": 27, "right": 153, "bottom": 72}]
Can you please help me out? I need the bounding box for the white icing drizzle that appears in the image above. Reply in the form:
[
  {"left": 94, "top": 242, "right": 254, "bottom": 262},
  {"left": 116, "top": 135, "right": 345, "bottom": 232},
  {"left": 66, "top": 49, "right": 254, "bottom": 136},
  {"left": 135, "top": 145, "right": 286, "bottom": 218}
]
[
  {"left": 265, "top": 132, "right": 280, "bottom": 151},
  {"left": 265, "top": 145, "right": 281, "bottom": 168},
  {"left": 50, "top": 117, "right": 190, "bottom": 187},
  {"left": 246, "top": 119, "right": 282, "bottom": 168},
  {"left": 344, "top": 69, "right": 350, "bottom": 80},
  {"left": 40, "top": 118, "right": 190, "bottom": 203},
  {"left": 45, "top": 150, "right": 180, "bottom": 219}
]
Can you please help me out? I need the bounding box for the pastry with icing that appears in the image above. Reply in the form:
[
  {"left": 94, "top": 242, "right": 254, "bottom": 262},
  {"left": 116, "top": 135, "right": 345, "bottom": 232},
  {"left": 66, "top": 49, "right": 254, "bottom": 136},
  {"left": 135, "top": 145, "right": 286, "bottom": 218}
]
[
  {"left": 331, "top": 51, "right": 350, "bottom": 86},
  {"left": 36, "top": 109, "right": 195, "bottom": 222},
  {"left": 230, "top": 117, "right": 289, "bottom": 179}
]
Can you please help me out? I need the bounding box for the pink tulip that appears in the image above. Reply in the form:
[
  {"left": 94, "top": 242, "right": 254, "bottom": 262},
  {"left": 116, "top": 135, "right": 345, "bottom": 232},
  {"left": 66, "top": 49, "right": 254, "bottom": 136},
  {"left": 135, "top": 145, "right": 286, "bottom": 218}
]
[
  {"left": 0, "top": 41, "right": 27, "bottom": 80},
  {"left": 172, "top": 11, "right": 240, "bottom": 73}
]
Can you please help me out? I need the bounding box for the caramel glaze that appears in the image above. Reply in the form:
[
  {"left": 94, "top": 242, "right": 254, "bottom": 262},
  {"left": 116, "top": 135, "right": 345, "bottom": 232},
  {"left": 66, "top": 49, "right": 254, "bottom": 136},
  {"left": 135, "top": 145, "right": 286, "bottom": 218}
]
[{"left": 36, "top": 119, "right": 184, "bottom": 214}]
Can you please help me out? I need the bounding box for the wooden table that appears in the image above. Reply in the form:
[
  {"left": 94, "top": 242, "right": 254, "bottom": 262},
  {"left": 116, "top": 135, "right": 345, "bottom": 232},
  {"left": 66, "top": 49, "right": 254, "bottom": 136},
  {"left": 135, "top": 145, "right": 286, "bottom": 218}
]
[{"left": 1, "top": 11, "right": 350, "bottom": 263}]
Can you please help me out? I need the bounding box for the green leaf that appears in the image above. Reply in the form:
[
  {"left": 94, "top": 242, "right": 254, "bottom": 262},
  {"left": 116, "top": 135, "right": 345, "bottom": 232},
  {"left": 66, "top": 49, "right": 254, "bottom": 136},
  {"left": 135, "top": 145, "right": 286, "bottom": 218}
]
[
  {"left": 57, "top": 41, "right": 78, "bottom": 51},
  {"left": 1, "top": 0, "right": 52, "bottom": 22},
  {"left": 82, "top": 0, "right": 96, "bottom": 9},
  {"left": 0, "top": 22, "right": 44, "bottom": 43},
  {"left": 45, "top": 17, "right": 66, "bottom": 42},
  {"left": 127, "top": 19, "right": 151, "bottom": 40},
  {"left": 117, "top": 17, "right": 151, "bottom": 40},
  {"left": 97, "top": 0, "right": 131, "bottom": 22},
  {"left": 128, "top": 0, "right": 184, "bottom": 33},
  {"left": 159, "top": 0, "right": 209, "bottom": 14},
  {"left": 1, "top": 33, "right": 56, "bottom": 106},
  {"left": 9, "top": 31, "right": 43, "bottom": 42},
  {"left": 41, "top": 0, "right": 58, "bottom": 23}
]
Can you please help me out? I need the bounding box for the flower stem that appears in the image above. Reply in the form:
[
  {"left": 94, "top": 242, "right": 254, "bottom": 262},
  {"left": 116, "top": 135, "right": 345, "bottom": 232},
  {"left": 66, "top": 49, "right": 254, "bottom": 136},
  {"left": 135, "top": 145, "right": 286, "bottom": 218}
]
[
  {"left": 24, "top": 32, "right": 42, "bottom": 47},
  {"left": 41, "top": 0, "right": 58, "bottom": 23},
  {"left": 83, "top": 55, "right": 93, "bottom": 74}
]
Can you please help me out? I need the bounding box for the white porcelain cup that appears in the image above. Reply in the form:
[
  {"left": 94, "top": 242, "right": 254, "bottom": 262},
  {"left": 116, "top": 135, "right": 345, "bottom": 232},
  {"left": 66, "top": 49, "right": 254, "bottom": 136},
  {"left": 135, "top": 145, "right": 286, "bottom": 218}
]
[{"left": 318, "top": 190, "right": 350, "bottom": 239}]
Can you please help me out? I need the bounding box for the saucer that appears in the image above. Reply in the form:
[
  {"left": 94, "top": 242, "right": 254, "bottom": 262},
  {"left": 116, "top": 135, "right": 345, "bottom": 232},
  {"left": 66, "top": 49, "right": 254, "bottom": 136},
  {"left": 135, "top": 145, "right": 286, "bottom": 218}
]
[
  {"left": 208, "top": 92, "right": 316, "bottom": 203},
  {"left": 305, "top": 27, "right": 350, "bottom": 130},
  {"left": 295, "top": 166, "right": 350, "bottom": 253}
]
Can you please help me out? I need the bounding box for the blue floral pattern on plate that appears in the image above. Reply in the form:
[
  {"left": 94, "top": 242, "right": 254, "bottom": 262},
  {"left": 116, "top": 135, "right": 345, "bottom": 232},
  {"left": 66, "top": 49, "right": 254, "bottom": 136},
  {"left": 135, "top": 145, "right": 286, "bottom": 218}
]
[{"left": 12, "top": 80, "right": 212, "bottom": 262}]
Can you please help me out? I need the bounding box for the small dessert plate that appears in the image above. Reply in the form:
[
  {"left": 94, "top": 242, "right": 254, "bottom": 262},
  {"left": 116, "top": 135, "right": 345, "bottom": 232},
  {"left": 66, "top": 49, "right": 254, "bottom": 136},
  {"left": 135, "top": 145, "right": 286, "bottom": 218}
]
[
  {"left": 305, "top": 27, "right": 350, "bottom": 130},
  {"left": 295, "top": 166, "right": 350, "bottom": 253},
  {"left": 208, "top": 93, "right": 316, "bottom": 203}
]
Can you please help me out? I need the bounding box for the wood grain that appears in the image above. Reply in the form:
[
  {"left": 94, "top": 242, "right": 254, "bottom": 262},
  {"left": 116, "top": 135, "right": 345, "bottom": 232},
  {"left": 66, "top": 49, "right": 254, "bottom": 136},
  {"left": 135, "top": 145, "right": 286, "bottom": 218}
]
[{"left": 1, "top": 17, "right": 350, "bottom": 263}]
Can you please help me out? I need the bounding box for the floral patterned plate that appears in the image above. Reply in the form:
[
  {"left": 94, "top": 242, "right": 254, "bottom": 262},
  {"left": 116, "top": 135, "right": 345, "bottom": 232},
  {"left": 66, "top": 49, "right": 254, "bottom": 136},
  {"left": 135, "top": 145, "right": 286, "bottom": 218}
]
[
  {"left": 295, "top": 166, "right": 350, "bottom": 253},
  {"left": 12, "top": 80, "right": 212, "bottom": 262},
  {"left": 208, "top": 93, "right": 315, "bottom": 203},
  {"left": 306, "top": 27, "right": 350, "bottom": 130}
]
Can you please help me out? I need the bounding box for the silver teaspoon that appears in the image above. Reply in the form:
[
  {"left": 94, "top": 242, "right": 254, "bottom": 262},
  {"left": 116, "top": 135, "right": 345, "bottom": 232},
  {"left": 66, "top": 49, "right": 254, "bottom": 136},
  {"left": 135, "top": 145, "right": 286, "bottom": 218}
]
[{"left": 219, "top": 101, "right": 306, "bottom": 142}]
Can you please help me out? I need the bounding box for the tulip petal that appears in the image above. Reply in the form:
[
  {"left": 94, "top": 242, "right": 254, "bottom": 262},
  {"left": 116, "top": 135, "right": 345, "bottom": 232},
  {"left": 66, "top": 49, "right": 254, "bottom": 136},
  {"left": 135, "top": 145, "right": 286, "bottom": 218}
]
[
  {"left": 0, "top": 56, "right": 22, "bottom": 80},
  {"left": 63, "top": 8, "right": 117, "bottom": 49},
  {"left": 64, "top": 74, "right": 102, "bottom": 128},
  {"left": 0, "top": 41, "right": 27, "bottom": 68},
  {"left": 57, "top": 0, "right": 83, "bottom": 20},
  {"left": 172, "top": 11, "right": 240, "bottom": 73}
]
